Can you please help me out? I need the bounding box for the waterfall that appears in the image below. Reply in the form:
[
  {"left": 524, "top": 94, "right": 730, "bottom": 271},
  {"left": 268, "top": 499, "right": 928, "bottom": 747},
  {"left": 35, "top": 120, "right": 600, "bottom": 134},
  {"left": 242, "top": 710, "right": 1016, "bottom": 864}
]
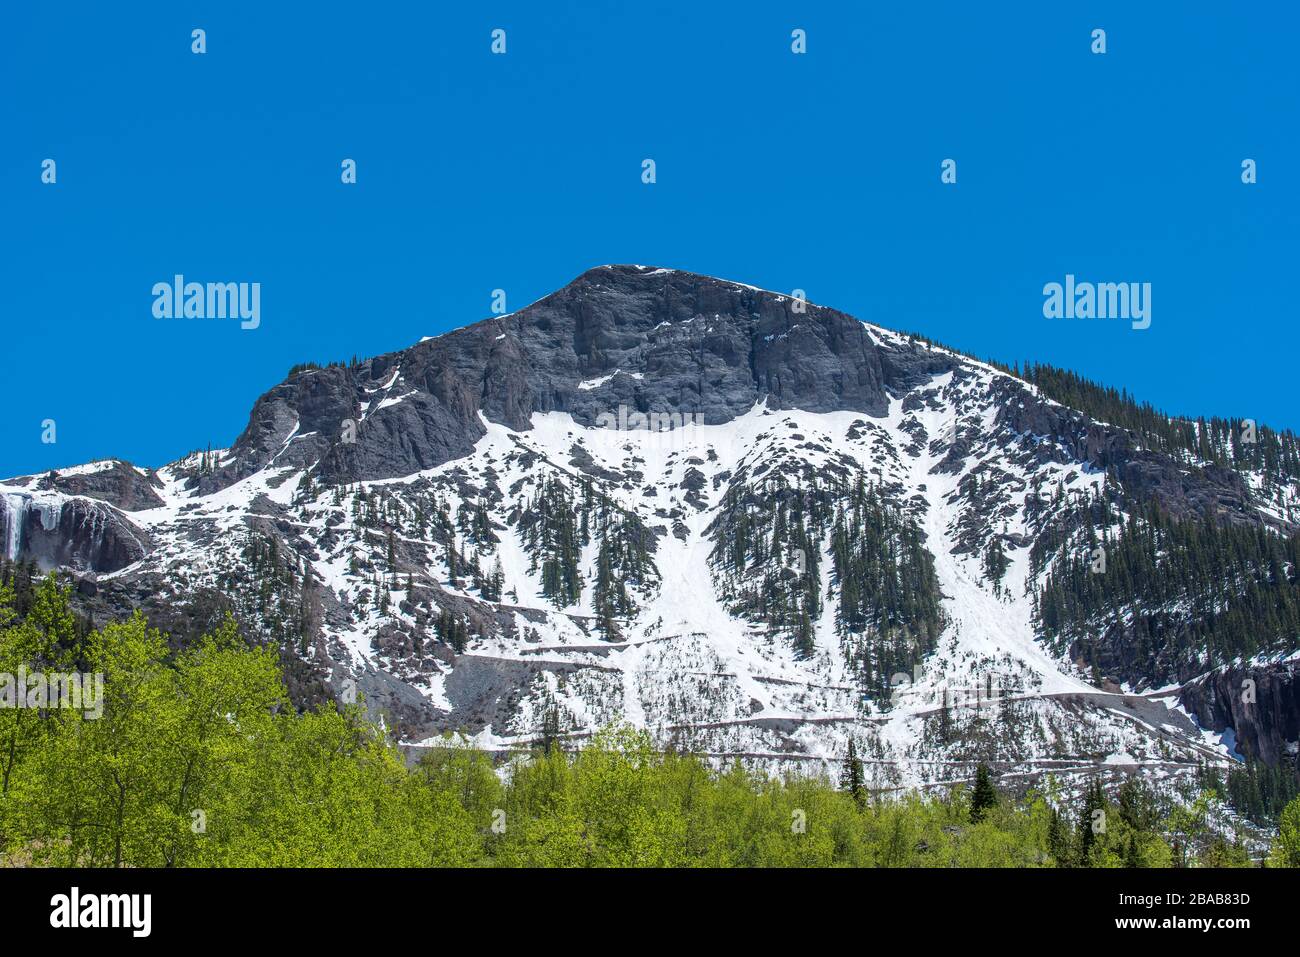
[
  {"left": 2, "top": 493, "right": 27, "bottom": 562},
  {"left": 1, "top": 493, "right": 65, "bottom": 562}
]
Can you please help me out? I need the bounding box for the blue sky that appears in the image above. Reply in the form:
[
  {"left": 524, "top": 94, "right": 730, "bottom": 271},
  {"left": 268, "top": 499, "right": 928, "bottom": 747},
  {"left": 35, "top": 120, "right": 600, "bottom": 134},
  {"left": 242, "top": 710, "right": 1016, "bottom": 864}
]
[{"left": 2, "top": 2, "right": 1296, "bottom": 476}]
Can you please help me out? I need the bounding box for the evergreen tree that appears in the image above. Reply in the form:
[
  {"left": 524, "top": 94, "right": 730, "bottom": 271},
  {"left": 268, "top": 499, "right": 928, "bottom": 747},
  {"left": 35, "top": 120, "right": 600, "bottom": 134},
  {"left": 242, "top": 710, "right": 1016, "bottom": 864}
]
[
  {"left": 1077, "top": 779, "right": 1106, "bottom": 862},
  {"left": 540, "top": 703, "right": 561, "bottom": 755},
  {"left": 970, "top": 763, "right": 999, "bottom": 822},
  {"left": 983, "top": 536, "right": 1009, "bottom": 588},
  {"left": 1124, "top": 832, "right": 1142, "bottom": 868},
  {"left": 1047, "top": 807, "right": 1072, "bottom": 866},
  {"left": 841, "top": 738, "right": 866, "bottom": 808}
]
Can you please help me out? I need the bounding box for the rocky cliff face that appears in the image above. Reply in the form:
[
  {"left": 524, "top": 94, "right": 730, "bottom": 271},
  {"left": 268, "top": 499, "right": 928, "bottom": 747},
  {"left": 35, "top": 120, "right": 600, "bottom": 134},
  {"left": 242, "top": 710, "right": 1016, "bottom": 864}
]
[
  {"left": 2, "top": 265, "right": 1297, "bottom": 792},
  {"left": 200, "top": 266, "right": 1276, "bottom": 532},
  {"left": 990, "top": 377, "right": 1260, "bottom": 527},
  {"left": 192, "top": 264, "right": 944, "bottom": 492},
  {"left": 37, "top": 460, "right": 166, "bottom": 511},
  {"left": 215, "top": 265, "right": 933, "bottom": 489},
  {"left": 1180, "top": 661, "right": 1300, "bottom": 766},
  {"left": 1, "top": 492, "right": 150, "bottom": 573}
]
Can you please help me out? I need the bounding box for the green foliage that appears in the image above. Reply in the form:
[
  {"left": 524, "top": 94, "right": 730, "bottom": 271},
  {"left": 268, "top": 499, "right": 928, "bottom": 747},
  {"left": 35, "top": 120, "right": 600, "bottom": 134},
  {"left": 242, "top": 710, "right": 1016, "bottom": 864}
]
[
  {"left": 1273, "top": 795, "right": 1300, "bottom": 867},
  {"left": 287, "top": 359, "right": 351, "bottom": 377},
  {"left": 1226, "top": 758, "right": 1300, "bottom": 826},
  {"left": 518, "top": 475, "right": 657, "bottom": 625},
  {"left": 983, "top": 537, "right": 1010, "bottom": 589},
  {"left": 0, "top": 577, "right": 477, "bottom": 866},
  {"left": 970, "top": 764, "right": 999, "bottom": 822},
  {"left": 841, "top": 739, "right": 866, "bottom": 808},
  {"left": 0, "top": 581, "right": 1285, "bottom": 868},
  {"left": 1034, "top": 496, "right": 1300, "bottom": 680},
  {"left": 1022, "top": 363, "right": 1300, "bottom": 487},
  {"left": 712, "top": 469, "right": 943, "bottom": 692}
]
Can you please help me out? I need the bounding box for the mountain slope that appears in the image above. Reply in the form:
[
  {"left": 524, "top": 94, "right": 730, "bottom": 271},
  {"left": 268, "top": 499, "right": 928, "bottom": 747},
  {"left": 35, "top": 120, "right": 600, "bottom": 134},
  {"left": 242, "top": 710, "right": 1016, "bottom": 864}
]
[{"left": 3, "top": 265, "right": 1298, "bottom": 796}]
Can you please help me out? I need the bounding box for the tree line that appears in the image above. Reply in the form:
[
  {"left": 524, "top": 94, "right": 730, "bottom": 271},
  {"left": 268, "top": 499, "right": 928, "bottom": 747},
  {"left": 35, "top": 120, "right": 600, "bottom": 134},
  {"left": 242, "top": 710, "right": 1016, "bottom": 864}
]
[{"left": 2, "top": 574, "right": 1296, "bottom": 868}]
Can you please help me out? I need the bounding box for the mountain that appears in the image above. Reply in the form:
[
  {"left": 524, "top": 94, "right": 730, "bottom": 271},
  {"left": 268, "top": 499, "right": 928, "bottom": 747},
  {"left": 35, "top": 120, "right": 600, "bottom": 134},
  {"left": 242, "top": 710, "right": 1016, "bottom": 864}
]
[{"left": 4, "top": 264, "right": 1299, "bottom": 798}]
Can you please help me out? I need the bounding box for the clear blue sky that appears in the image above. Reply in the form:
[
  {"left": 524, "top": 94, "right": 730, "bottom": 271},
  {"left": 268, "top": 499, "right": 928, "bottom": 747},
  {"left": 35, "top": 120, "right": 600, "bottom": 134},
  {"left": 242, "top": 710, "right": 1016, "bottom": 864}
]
[{"left": 2, "top": 2, "right": 1296, "bottom": 476}]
